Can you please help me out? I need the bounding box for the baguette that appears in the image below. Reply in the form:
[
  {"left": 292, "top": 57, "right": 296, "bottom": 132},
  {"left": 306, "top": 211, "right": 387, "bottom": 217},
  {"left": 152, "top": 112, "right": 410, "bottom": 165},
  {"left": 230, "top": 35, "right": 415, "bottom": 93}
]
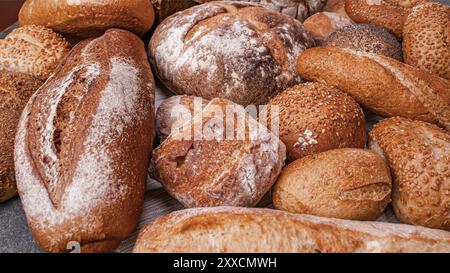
[{"left": 133, "top": 207, "right": 450, "bottom": 253}]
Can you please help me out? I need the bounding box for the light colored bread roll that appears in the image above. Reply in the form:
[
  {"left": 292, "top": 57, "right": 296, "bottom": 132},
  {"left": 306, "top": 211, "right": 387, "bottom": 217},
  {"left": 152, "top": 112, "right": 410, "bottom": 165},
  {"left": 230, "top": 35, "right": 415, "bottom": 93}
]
[
  {"left": 262, "top": 82, "right": 366, "bottom": 163},
  {"left": 152, "top": 98, "right": 286, "bottom": 208},
  {"left": 303, "top": 12, "right": 354, "bottom": 41},
  {"left": 0, "top": 72, "right": 43, "bottom": 203},
  {"left": 149, "top": 1, "right": 315, "bottom": 106},
  {"left": 273, "top": 148, "right": 392, "bottom": 220},
  {"left": 14, "top": 29, "right": 155, "bottom": 253},
  {"left": 19, "top": 0, "right": 155, "bottom": 38},
  {"left": 325, "top": 24, "right": 403, "bottom": 61},
  {"left": 403, "top": 2, "right": 450, "bottom": 80},
  {"left": 296, "top": 46, "right": 450, "bottom": 130},
  {"left": 370, "top": 117, "right": 450, "bottom": 231},
  {"left": 0, "top": 25, "right": 71, "bottom": 81},
  {"left": 133, "top": 207, "right": 450, "bottom": 253}
]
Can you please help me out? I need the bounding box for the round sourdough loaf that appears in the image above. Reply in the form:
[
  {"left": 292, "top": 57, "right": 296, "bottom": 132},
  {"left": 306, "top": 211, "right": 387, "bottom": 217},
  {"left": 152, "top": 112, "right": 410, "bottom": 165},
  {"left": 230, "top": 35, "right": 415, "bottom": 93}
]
[
  {"left": 262, "top": 82, "right": 366, "bottom": 163},
  {"left": 403, "top": 2, "right": 450, "bottom": 80},
  {"left": 370, "top": 117, "right": 450, "bottom": 231},
  {"left": 0, "top": 72, "right": 42, "bottom": 203},
  {"left": 149, "top": 1, "right": 315, "bottom": 106},
  {"left": 272, "top": 148, "right": 392, "bottom": 220}
]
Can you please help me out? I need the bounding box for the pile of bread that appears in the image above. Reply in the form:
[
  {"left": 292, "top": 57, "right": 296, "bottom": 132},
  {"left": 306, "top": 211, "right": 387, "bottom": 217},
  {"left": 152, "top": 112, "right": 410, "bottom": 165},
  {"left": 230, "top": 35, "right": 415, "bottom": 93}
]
[{"left": 0, "top": 0, "right": 448, "bottom": 253}]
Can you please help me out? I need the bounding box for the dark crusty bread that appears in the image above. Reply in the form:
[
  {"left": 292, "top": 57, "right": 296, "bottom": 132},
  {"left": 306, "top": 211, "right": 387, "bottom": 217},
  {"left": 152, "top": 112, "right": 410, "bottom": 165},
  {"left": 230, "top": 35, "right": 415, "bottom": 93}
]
[
  {"left": 19, "top": 0, "right": 155, "bottom": 38},
  {"left": 149, "top": 1, "right": 315, "bottom": 106},
  {"left": 263, "top": 82, "right": 366, "bottom": 163},
  {"left": 14, "top": 29, "right": 155, "bottom": 253},
  {"left": 325, "top": 24, "right": 403, "bottom": 61},
  {"left": 370, "top": 117, "right": 450, "bottom": 231},
  {"left": 296, "top": 46, "right": 450, "bottom": 130},
  {"left": 133, "top": 207, "right": 450, "bottom": 253},
  {"left": 153, "top": 98, "right": 286, "bottom": 208},
  {"left": 0, "top": 72, "right": 43, "bottom": 203},
  {"left": 273, "top": 148, "right": 391, "bottom": 220}
]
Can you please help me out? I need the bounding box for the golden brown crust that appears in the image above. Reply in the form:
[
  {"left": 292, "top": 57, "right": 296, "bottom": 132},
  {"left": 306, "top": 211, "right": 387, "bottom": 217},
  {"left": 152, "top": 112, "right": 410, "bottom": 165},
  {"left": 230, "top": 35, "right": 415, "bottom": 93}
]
[
  {"left": 403, "top": 2, "right": 450, "bottom": 80},
  {"left": 14, "top": 29, "right": 155, "bottom": 252},
  {"left": 0, "top": 72, "right": 43, "bottom": 203},
  {"left": 296, "top": 46, "right": 450, "bottom": 130},
  {"left": 263, "top": 82, "right": 366, "bottom": 163},
  {"left": 303, "top": 11, "right": 353, "bottom": 41},
  {"left": 273, "top": 148, "right": 392, "bottom": 220},
  {"left": 133, "top": 207, "right": 450, "bottom": 253},
  {"left": 370, "top": 117, "right": 450, "bottom": 231},
  {"left": 19, "top": 0, "right": 155, "bottom": 38}
]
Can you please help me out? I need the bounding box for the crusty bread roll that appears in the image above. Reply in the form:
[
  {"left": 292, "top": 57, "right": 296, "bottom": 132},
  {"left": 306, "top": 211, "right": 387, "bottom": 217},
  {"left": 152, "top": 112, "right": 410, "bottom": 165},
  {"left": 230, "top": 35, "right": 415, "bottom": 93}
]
[
  {"left": 0, "top": 25, "right": 71, "bottom": 81},
  {"left": 151, "top": 0, "right": 198, "bottom": 22},
  {"left": 0, "top": 72, "right": 43, "bottom": 203},
  {"left": 153, "top": 98, "right": 286, "bottom": 208},
  {"left": 303, "top": 12, "right": 353, "bottom": 41},
  {"left": 14, "top": 29, "right": 155, "bottom": 253},
  {"left": 19, "top": 0, "right": 155, "bottom": 38},
  {"left": 149, "top": 1, "right": 315, "bottom": 106},
  {"left": 133, "top": 207, "right": 450, "bottom": 253},
  {"left": 296, "top": 46, "right": 450, "bottom": 130},
  {"left": 325, "top": 24, "right": 403, "bottom": 61},
  {"left": 325, "top": 0, "right": 352, "bottom": 18},
  {"left": 273, "top": 148, "right": 391, "bottom": 220},
  {"left": 370, "top": 117, "right": 450, "bottom": 231},
  {"left": 156, "top": 95, "right": 208, "bottom": 143},
  {"left": 262, "top": 82, "right": 366, "bottom": 163},
  {"left": 403, "top": 2, "right": 450, "bottom": 80}
]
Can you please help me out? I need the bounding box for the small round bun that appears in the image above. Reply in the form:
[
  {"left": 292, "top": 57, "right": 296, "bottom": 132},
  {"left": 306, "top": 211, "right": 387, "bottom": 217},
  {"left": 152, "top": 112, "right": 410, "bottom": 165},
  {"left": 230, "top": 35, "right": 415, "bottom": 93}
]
[
  {"left": 403, "top": 2, "right": 450, "bottom": 80},
  {"left": 325, "top": 24, "right": 403, "bottom": 61},
  {"left": 263, "top": 82, "right": 367, "bottom": 163}
]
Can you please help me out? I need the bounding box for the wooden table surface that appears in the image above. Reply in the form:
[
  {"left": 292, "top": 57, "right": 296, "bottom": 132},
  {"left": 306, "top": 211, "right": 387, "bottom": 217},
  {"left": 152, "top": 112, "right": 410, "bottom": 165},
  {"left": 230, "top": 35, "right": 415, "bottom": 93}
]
[{"left": 0, "top": 0, "right": 23, "bottom": 31}]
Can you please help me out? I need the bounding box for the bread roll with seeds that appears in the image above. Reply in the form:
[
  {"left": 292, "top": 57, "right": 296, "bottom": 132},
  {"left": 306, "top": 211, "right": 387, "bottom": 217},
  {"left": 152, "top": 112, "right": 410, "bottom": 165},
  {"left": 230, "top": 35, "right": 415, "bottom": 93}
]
[
  {"left": 0, "top": 72, "right": 43, "bottom": 203},
  {"left": 262, "top": 82, "right": 366, "bottom": 163},
  {"left": 273, "top": 148, "right": 392, "bottom": 220},
  {"left": 0, "top": 25, "right": 71, "bottom": 81},
  {"left": 325, "top": 24, "right": 403, "bottom": 61},
  {"left": 370, "top": 117, "right": 450, "bottom": 230},
  {"left": 403, "top": 2, "right": 450, "bottom": 80}
]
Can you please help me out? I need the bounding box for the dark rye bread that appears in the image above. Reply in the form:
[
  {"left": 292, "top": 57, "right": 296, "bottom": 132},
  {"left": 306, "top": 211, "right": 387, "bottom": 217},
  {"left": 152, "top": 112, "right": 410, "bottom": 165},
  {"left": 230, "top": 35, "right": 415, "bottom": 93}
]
[
  {"left": 149, "top": 1, "right": 315, "bottom": 106},
  {"left": 0, "top": 72, "right": 42, "bottom": 203},
  {"left": 14, "top": 29, "right": 155, "bottom": 253}
]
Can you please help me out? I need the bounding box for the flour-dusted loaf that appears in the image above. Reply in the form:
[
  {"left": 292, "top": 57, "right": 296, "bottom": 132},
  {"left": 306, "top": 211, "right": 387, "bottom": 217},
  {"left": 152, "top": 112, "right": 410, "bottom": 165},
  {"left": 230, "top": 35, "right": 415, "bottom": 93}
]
[
  {"left": 0, "top": 25, "right": 71, "bottom": 81},
  {"left": 0, "top": 72, "right": 43, "bottom": 203},
  {"left": 133, "top": 207, "right": 450, "bottom": 253},
  {"left": 370, "top": 117, "right": 450, "bottom": 231},
  {"left": 297, "top": 46, "right": 450, "bottom": 130},
  {"left": 14, "top": 29, "right": 155, "bottom": 253},
  {"left": 403, "top": 2, "right": 450, "bottom": 80},
  {"left": 19, "top": 0, "right": 155, "bottom": 38},
  {"left": 149, "top": 1, "right": 315, "bottom": 106},
  {"left": 262, "top": 82, "right": 366, "bottom": 163},
  {"left": 273, "top": 148, "right": 392, "bottom": 220},
  {"left": 153, "top": 98, "right": 286, "bottom": 208}
]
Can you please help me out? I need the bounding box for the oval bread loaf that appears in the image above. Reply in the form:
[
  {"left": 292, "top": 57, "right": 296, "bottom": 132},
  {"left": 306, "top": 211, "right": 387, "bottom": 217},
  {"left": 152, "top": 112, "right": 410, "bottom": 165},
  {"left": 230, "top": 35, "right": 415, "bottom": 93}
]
[
  {"left": 14, "top": 29, "right": 155, "bottom": 253},
  {"left": 273, "top": 148, "right": 392, "bottom": 220}
]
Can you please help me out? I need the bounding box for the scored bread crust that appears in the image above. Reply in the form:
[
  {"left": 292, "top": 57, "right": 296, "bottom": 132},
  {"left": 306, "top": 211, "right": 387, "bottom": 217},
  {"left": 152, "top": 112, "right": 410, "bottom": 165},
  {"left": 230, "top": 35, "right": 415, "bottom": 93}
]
[
  {"left": 14, "top": 29, "right": 155, "bottom": 253},
  {"left": 133, "top": 207, "right": 450, "bottom": 253},
  {"left": 369, "top": 117, "right": 450, "bottom": 231},
  {"left": 149, "top": 1, "right": 315, "bottom": 106}
]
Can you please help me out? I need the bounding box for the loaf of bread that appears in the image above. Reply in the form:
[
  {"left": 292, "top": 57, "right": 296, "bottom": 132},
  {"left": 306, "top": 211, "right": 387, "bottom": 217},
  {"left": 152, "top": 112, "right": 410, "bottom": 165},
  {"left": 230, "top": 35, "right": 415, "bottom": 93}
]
[
  {"left": 296, "top": 46, "right": 450, "bottom": 130},
  {"left": 273, "top": 148, "right": 391, "bottom": 220},
  {"left": 324, "top": 0, "right": 352, "bottom": 18},
  {"left": 152, "top": 98, "right": 286, "bottom": 208},
  {"left": 262, "top": 82, "right": 366, "bottom": 163},
  {"left": 0, "top": 25, "right": 71, "bottom": 81},
  {"left": 133, "top": 207, "right": 450, "bottom": 253},
  {"left": 370, "top": 117, "right": 450, "bottom": 231},
  {"left": 19, "top": 0, "right": 155, "bottom": 38},
  {"left": 325, "top": 24, "right": 403, "bottom": 61},
  {"left": 151, "top": 0, "right": 198, "bottom": 22},
  {"left": 0, "top": 72, "right": 42, "bottom": 203},
  {"left": 303, "top": 12, "right": 353, "bottom": 41},
  {"left": 149, "top": 1, "right": 315, "bottom": 106},
  {"left": 403, "top": 2, "right": 450, "bottom": 80},
  {"left": 14, "top": 29, "right": 155, "bottom": 253}
]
